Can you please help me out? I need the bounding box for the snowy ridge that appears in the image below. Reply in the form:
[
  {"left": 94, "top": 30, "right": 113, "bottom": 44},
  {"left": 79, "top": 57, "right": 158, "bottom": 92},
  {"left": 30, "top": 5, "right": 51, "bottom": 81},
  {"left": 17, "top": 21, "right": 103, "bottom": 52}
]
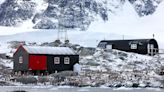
[
  {"left": 81, "top": 49, "right": 157, "bottom": 72},
  {"left": 0, "top": 0, "right": 163, "bottom": 30},
  {"left": 80, "top": 49, "right": 164, "bottom": 87}
]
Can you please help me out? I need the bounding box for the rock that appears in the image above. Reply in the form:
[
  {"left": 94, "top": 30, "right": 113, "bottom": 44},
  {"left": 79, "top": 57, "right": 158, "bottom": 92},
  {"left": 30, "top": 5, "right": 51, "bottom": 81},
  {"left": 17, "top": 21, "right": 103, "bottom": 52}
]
[
  {"left": 145, "top": 82, "right": 151, "bottom": 88},
  {"left": 0, "top": 81, "right": 14, "bottom": 86},
  {"left": 12, "top": 91, "right": 27, "bottom": 92},
  {"left": 38, "top": 76, "right": 49, "bottom": 83},
  {"left": 15, "top": 76, "right": 37, "bottom": 84},
  {"left": 51, "top": 71, "right": 78, "bottom": 78},
  {"left": 132, "top": 83, "right": 139, "bottom": 88},
  {"left": 50, "top": 71, "right": 78, "bottom": 85},
  {"left": 85, "top": 60, "right": 100, "bottom": 66},
  {"left": 114, "top": 84, "right": 122, "bottom": 88},
  {"left": 78, "top": 47, "right": 96, "bottom": 56},
  {"left": 119, "top": 56, "right": 125, "bottom": 60}
]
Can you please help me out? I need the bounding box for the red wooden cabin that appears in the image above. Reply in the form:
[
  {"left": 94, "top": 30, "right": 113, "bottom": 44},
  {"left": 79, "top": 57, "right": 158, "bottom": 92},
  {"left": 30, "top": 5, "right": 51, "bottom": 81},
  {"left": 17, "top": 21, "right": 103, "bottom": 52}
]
[{"left": 13, "top": 45, "right": 79, "bottom": 74}]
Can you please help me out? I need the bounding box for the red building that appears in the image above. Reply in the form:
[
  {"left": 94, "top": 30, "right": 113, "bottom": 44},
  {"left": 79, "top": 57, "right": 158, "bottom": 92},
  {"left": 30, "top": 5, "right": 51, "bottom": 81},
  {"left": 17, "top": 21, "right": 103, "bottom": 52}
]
[{"left": 13, "top": 45, "right": 79, "bottom": 74}]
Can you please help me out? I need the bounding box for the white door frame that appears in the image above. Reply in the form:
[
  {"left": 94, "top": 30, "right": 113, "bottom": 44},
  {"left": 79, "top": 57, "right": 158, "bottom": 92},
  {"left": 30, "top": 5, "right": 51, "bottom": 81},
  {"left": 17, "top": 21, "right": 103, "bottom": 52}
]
[{"left": 148, "top": 44, "right": 154, "bottom": 55}]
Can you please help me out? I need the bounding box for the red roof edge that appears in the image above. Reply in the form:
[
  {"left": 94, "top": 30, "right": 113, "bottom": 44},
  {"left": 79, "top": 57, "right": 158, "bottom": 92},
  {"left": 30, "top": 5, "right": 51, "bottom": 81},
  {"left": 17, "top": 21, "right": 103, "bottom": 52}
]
[{"left": 13, "top": 45, "right": 28, "bottom": 56}]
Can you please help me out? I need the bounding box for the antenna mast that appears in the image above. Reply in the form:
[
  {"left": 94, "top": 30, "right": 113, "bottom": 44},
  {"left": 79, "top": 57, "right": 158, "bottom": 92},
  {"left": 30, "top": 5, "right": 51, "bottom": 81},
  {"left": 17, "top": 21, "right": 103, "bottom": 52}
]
[
  {"left": 57, "top": 6, "right": 69, "bottom": 43},
  {"left": 153, "top": 34, "right": 155, "bottom": 38},
  {"left": 123, "top": 35, "right": 124, "bottom": 40}
]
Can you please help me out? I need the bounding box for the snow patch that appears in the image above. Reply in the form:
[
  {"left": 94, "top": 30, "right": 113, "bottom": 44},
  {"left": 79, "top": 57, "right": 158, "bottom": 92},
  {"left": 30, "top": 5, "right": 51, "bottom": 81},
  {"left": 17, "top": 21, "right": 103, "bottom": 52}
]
[
  {"left": 0, "top": 0, "right": 5, "bottom": 5},
  {"left": 0, "top": 26, "right": 38, "bottom": 36},
  {"left": 33, "top": 0, "right": 48, "bottom": 13}
]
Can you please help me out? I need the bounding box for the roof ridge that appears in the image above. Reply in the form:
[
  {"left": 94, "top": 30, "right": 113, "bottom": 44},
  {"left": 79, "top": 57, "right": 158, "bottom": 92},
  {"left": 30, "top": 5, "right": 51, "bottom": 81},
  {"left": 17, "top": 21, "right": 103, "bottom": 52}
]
[{"left": 21, "top": 45, "right": 77, "bottom": 55}]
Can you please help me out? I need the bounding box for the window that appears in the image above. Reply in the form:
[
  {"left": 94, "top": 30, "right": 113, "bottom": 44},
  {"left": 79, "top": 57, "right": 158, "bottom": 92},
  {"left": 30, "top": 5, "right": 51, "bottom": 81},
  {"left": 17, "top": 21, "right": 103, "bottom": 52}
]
[
  {"left": 150, "top": 44, "right": 154, "bottom": 49},
  {"left": 148, "top": 44, "right": 154, "bottom": 54},
  {"left": 64, "top": 57, "right": 70, "bottom": 64},
  {"left": 98, "top": 42, "right": 107, "bottom": 49},
  {"left": 19, "top": 56, "right": 23, "bottom": 63},
  {"left": 54, "top": 57, "right": 60, "bottom": 64},
  {"left": 106, "top": 45, "right": 112, "bottom": 50},
  {"left": 131, "top": 44, "right": 137, "bottom": 49}
]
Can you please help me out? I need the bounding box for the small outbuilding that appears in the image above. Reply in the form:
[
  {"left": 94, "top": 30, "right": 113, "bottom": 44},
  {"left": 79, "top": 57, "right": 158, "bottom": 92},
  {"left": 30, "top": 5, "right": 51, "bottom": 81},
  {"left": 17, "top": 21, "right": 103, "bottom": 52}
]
[
  {"left": 13, "top": 45, "right": 79, "bottom": 74},
  {"left": 97, "top": 39, "right": 159, "bottom": 55}
]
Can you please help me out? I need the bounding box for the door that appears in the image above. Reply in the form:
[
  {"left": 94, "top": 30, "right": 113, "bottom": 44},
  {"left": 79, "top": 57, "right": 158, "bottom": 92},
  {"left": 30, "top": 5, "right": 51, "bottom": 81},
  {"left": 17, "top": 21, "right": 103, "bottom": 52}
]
[
  {"left": 29, "top": 55, "right": 47, "bottom": 70},
  {"left": 148, "top": 44, "right": 154, "bottom": 55}
]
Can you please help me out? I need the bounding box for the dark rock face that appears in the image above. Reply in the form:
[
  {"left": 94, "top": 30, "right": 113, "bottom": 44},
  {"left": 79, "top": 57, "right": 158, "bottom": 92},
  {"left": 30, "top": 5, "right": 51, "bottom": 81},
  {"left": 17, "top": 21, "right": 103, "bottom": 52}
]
[
  {"left": 0, "top": 0, "right": 162, "bottom": 30},
  {"left": 0, "top": 0, "right": 35, "bottom": 26},
  {"left": 0, "top": 0, "right": 109, "bottom": 30},
  {"left": 132, "top": 83, "right": 139, "bottom": 88},
  {"left": 35, "top": 0, "right": 109, "bottom": 30},
  {"left": 12, "top": 91, "right": 27, "bottom": 92},
  {"left": 129, "top": 0, "right": 162, "bottom": 16}
]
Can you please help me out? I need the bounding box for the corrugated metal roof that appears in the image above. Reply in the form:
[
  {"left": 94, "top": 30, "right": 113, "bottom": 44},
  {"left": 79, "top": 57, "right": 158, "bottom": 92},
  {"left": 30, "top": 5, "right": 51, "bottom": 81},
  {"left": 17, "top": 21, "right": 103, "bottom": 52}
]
[{"left": 23, "top": 46, "right": 77, "bottom": 55}]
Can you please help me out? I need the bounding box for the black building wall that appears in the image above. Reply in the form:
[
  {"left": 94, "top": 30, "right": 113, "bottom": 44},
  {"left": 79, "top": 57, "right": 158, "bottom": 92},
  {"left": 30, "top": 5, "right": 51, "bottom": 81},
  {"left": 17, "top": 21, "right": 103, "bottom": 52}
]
[
  {"left": 13, "top": 46, "right": 79, "bottom": 73},
  {"left": 98, "top": 39, "right": 158, "bottom": 55},
  {"left": 47, "top": 55, "right": 79, "bottom": 73},
  {"left": 13, "top": 46, "right": 29, "bottom": 72}
]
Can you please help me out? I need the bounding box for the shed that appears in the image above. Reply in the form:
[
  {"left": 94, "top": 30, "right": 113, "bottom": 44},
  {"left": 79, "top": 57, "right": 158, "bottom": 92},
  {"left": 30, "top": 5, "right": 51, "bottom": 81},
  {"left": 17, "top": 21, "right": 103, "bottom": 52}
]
[
  {"left": 97, "top": 39, "right": 158, "bottom": 55},
  {"left": 13, "top": 45, "right": 79, "bottom": 74}
]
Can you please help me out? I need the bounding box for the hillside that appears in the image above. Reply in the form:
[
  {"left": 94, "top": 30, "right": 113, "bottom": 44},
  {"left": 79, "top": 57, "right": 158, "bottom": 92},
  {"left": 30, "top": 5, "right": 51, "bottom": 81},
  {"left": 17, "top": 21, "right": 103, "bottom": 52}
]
[{"left": 0, "top": 46, "right": 164, "bottom": 87}]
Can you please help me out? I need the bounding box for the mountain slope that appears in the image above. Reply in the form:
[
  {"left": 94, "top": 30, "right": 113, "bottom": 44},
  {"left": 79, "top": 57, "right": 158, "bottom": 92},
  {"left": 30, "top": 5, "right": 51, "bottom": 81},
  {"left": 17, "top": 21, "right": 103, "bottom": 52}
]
[
  {"left": 0, "top": 0, "right": 163, "bottom": 30},
  {"left": 87, "top": 0, "right": 164, "bottom": 48},
  {"left": 129, "top": 0, "right": 163, "bottom": 16},
  {"left": 0, "top": 0, "right": 164, "bottom": 49}
]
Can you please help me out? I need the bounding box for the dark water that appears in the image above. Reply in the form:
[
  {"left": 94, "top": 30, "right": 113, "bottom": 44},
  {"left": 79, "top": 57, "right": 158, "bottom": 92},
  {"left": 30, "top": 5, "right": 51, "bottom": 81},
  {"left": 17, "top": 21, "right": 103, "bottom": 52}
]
[{"left": 1, "top": 86, "right": 164, "bottom": 92}]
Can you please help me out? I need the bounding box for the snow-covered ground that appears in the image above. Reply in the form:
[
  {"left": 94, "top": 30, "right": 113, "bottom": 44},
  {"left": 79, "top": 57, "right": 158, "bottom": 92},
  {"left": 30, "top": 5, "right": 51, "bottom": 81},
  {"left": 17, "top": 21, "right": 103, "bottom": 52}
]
[
  {"left": 0, "top": 26, "right": 39, "bottom": 36},
  {"left": 0, "top": 29, "right": 139, "bottom": 56},
  {"left": 0, "top": 86, "right": 164, "bottom": 92},
  {"left": 79, "top": 49, "right": 164, "bottom": 87}
]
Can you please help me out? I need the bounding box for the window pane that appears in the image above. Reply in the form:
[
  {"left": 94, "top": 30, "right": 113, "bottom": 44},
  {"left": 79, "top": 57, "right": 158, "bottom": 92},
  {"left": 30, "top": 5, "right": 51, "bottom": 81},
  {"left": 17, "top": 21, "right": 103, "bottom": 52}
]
[
  {"left": 54, "top": 57, "right": 60, "bottom": 64},
  {"left": 64, "top": 57, "right": 70, "bottom": 64},
  {"left": 19, "top": 56, "right": 23, "bottom": 63},
  {"left": 131, "top": 44, "right": 137, "bottom": 49}
]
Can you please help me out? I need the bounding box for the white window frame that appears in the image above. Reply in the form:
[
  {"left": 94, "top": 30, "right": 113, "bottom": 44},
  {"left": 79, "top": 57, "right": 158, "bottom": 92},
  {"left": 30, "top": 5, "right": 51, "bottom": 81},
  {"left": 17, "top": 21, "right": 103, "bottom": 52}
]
[
  {"left": 64, "top": 57, "right": 70, "bottom": 64},
  {"left": 106, "top": 45, "right": 112, "bottom": 50},
  {"left": 131, "top": 44, "right": 137, "bottom": 49},
  {"left": 54, "top": 57, "right": 60, "bottom": 64},
  {"left": 19, "top": 56, "right": 23, "bottom": 64}
]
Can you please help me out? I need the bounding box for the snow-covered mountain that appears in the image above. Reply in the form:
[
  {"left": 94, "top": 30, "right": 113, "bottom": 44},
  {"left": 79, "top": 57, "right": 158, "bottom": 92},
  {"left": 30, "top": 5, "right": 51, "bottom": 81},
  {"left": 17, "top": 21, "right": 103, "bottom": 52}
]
[
  {"left": 129, "top": 0, "right": 162, "bottom": 16},
  {"left": 0, "top": 0, "right": 163, "bottom": 30},
  {"left": 0, "top": 0, "right": 164, "bottom": 49}
]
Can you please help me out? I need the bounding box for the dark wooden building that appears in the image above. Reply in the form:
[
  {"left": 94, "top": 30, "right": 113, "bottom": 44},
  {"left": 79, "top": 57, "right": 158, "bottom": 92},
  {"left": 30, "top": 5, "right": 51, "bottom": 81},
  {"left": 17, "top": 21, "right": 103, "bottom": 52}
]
[
  {"left": 13, "top": 45, "right": 79, "bottom": 74},
  {"left": 97, "top": 39, "right": 159, "bottom": 55}
]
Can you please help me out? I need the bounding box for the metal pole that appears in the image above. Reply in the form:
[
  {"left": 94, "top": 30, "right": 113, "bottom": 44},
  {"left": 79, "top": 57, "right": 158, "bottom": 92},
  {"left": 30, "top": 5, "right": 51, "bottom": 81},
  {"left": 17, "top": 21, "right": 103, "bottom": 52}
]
[{"left": 123, "top": 35, "right": 124, "bottom": 40}]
